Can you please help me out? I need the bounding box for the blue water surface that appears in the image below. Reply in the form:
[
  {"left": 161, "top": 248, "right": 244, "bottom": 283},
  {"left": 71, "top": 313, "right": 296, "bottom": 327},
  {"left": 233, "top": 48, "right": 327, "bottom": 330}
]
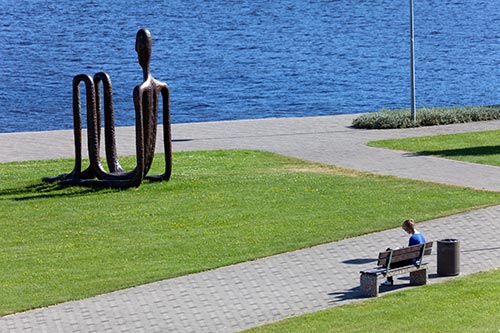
[{"left": 1, "top": 0, "right": 500, "bottom": 133}]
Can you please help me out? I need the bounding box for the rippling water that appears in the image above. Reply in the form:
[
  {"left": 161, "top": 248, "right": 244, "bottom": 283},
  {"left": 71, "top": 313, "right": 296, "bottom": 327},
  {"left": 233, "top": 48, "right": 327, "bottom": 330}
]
[{"left": 1, "top": 0, "right": 500, "bottom": 133}]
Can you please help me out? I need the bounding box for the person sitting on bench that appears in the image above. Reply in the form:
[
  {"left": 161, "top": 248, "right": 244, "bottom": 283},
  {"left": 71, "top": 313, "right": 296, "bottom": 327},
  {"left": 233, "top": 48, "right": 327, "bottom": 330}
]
[{"left": 382, "top": 218, "right": 426, "bottom": 286}]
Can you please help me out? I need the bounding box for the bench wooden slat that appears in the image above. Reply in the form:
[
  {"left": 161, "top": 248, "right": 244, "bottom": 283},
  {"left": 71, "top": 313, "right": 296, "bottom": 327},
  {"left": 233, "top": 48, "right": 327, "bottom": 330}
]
[
  {"left": 378, "top": 250, "right": 430, "bottom": 266},
  {"left": 377, "top": 242, "right": 433, "bottom": 267},
  {"left": 378, "top": 242, "right": 433, "bottom": 259},
  {"left": 385, "top": 262, "right": 428, "bottom": 277},
  {"left": 361, "top": 262, "right": 430, "bottom": 276}
]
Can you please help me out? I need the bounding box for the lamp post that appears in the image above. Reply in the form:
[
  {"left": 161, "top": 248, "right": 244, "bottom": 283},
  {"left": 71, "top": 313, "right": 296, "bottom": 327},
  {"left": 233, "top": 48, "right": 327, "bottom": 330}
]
[{"left": 410, "top": 0, "right": 416, "bottom": 123}]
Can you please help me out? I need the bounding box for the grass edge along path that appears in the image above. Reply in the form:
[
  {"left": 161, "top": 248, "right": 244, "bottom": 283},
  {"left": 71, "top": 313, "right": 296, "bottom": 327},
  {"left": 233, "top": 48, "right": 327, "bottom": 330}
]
[
  {"left": 2, "top": 150, "right": 500, "bottom": 316},
  {"left": 244, "top": 268, "right": 500, "bottom": 333},
  {"left": 369, "top": 129, "right": 500, "bottom": 167}
]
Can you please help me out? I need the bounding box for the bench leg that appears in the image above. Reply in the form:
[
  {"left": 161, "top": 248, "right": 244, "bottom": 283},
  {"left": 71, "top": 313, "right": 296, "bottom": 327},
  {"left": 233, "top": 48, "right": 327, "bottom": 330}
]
[
  {"left": 360, "top": 274, "right": 379, "bottom": 297},
  {"left": 410, "top": 269, "right": 427, "bottom": 286}
]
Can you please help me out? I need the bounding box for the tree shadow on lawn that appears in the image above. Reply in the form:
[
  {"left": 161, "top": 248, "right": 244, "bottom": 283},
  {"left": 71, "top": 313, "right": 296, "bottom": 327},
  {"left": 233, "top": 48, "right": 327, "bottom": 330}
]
[{"left": 408, "top": 145, "right": 500, "bottom": 158}]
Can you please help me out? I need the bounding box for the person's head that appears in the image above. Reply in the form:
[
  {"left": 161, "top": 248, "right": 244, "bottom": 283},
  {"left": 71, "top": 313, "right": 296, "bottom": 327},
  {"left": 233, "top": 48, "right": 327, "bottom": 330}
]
[{"left": 402, "top": 218, "right": 416, "bottom": 234}]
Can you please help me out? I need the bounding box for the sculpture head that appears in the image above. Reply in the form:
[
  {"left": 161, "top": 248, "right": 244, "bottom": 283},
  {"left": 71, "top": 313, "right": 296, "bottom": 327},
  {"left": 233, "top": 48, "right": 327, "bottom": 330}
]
[{"left": 135, "top": 29, "right": 152, "bottom": 70}]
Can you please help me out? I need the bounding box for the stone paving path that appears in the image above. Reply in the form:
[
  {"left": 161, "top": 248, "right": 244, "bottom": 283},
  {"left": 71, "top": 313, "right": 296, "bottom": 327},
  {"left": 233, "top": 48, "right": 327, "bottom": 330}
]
[{"left": 1, "top": 115, "right": 500, "bottom": 332}]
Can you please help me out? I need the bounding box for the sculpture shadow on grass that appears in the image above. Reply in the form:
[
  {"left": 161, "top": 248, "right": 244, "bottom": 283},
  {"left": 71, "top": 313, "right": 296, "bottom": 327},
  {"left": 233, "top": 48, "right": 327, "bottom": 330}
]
[{"left": 0, "top": 182, "right": 113, "bottom": 201}]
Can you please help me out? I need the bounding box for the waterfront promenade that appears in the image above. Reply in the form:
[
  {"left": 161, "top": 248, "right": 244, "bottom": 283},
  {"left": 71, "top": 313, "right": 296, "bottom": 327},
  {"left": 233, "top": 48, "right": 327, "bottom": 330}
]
[{"left": 1, "top": 114, "right": 500, "bottom": 332}]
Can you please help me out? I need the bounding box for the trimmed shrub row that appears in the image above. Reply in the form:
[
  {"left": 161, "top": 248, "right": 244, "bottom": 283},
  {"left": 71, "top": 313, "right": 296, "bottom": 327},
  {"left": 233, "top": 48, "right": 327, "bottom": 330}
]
[{"left": 351, "top": 105, "right": 500, "bottom": 129}]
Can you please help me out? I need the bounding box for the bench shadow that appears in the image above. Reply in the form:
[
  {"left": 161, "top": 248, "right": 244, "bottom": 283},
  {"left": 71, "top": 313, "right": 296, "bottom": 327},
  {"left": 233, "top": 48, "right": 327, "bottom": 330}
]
[
  {"left": 378, "top": 283, "right": 409, "bottom": 294},
  {"left": 328, "top": 287, "right": 361, "bottom": 302},
  {"left": 342, "top": 258, "right": 377, "bottom": 265},
  {"left": 328, "top": 283, "right": 411, "bottom": 302},
  {"left": 394, "top": 273, "right": 445, "bottom": 282},
  {"left": 377, "top": 278, "right": 418, "bottom": 296}
]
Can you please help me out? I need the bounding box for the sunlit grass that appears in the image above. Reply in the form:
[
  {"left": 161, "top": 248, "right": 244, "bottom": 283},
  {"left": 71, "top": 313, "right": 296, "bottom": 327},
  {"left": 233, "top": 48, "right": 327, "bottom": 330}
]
[
  {"left": 2, "top": 150, "right": 500, "bottom": 315},
  {"left": 369, "top": 130, "right": 500, "bottom": 166}
]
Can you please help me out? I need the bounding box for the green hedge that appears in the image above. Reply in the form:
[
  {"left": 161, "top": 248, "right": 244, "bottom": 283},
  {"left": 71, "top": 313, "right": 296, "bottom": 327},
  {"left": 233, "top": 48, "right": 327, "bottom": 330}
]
[{"left": 352, "top": 105, "right": 500, "bottom": 129}]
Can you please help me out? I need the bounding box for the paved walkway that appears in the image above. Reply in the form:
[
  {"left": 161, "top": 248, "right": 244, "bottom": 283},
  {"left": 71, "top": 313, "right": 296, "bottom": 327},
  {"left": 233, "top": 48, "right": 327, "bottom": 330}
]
[
  {"left": 4, "top": 114, "right": 500, "bottom": 190},
  {"left": 1, "top": 115, "right": 500, "bottom": 332}
]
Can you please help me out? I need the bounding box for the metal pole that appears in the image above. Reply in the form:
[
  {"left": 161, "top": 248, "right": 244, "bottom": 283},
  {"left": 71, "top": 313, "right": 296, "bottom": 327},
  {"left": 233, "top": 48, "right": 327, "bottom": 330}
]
[{"left": 410, "top": 0, "right": 416, "bottom": 123}]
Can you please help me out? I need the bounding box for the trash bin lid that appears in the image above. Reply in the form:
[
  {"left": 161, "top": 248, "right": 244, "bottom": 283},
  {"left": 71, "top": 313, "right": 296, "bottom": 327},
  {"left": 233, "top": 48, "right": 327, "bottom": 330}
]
[{"left": 438, "top": 238, "right": 458, "bottom": 243}]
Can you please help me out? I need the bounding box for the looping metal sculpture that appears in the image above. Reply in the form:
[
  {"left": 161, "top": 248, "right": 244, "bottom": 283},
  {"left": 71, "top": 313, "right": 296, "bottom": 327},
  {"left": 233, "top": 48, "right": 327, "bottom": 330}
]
[{"left": 44, "top": 29, "right": 172, "bottom": 188}]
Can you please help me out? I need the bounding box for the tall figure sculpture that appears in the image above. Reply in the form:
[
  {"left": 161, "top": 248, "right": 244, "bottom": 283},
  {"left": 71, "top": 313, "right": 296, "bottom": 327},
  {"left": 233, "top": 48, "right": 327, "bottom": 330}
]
[{"left": 44, "top": 29, "right": 172, "bottom": 188}]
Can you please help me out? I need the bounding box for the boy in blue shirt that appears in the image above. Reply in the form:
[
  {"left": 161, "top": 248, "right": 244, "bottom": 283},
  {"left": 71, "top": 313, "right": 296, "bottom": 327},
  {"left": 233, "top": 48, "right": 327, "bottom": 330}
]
[{"left": 382, "top": 218, "right": 426, "bottom": 286}]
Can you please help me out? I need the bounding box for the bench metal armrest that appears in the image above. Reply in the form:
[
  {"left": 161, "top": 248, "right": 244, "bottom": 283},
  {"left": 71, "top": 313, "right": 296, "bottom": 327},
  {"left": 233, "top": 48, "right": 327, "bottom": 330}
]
[
  {"left": 416, "top": 242, "right": 427, "bottom": 268},
  {"left": 385, "top": 249, "right": 394, "bottom": 274}
]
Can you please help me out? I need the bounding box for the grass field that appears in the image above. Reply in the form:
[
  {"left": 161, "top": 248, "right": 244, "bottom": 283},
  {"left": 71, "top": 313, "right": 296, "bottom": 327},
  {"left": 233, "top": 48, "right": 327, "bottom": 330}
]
[
  {"left": 369, "top": 129, "right": 500, "bottom": 167},
  {"left": 2, "top": 150, "right": 500, "bottom": 316},
  {"left": 244, "top": 269, "right": 500, "bottom": 333},
  {"left": 238, "top": 129, "right": 500, "bottom": 333}
]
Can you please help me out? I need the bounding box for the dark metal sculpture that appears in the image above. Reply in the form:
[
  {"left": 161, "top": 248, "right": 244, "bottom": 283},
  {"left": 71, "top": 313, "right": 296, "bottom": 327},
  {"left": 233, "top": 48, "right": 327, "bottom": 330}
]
[{"left": 44, "top": 29, "right": 171, "bottom": 188}]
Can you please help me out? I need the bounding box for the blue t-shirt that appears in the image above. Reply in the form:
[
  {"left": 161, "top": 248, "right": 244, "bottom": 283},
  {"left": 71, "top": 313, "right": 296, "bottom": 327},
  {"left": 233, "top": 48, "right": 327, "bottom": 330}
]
[
  {"left": 408, "top": 232, "right": 426, "bottom": 246},
  {"left": 408, "top": 232, "right": 426, "bottom": 264}
]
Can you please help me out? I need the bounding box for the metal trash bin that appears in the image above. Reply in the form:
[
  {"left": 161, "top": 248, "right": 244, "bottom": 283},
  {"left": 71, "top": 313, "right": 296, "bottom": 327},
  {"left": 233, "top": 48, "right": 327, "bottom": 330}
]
[{"left": 437, "top": 239, "right": 460, "bottom": 276}]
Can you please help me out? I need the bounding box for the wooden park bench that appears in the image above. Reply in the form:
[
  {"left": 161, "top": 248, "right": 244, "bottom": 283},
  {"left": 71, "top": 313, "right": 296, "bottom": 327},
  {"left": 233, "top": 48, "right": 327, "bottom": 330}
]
[{"left": 360, "top": 241, "right": 433, "bottom": 297}]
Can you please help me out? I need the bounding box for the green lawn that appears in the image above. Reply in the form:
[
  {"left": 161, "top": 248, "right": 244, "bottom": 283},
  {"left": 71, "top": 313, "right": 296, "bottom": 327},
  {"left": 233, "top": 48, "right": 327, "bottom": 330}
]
[
  {"left": 369, "top": 129, "right": 500, "bottom": 167},
  {"left": 243, "top": 132, "right": 500, "bottom": 333},
  {"left": 2, "top": 150, "right": 500, "bottom": 316},
  {"left": 244, "top": 269, "right": 500, "bottom": 333}
]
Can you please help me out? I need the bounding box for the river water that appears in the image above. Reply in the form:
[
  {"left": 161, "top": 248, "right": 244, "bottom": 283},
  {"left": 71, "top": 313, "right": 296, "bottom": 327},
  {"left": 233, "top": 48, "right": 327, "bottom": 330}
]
[{"left": 1, "top": 0, "right": 500, "bottom": 133}]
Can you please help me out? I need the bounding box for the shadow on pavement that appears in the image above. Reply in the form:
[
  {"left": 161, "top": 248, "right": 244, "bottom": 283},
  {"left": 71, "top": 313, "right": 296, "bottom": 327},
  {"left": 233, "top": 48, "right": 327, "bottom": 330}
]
[{"left": 342, "top": 258, "right": 377, "bottom": 265}]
